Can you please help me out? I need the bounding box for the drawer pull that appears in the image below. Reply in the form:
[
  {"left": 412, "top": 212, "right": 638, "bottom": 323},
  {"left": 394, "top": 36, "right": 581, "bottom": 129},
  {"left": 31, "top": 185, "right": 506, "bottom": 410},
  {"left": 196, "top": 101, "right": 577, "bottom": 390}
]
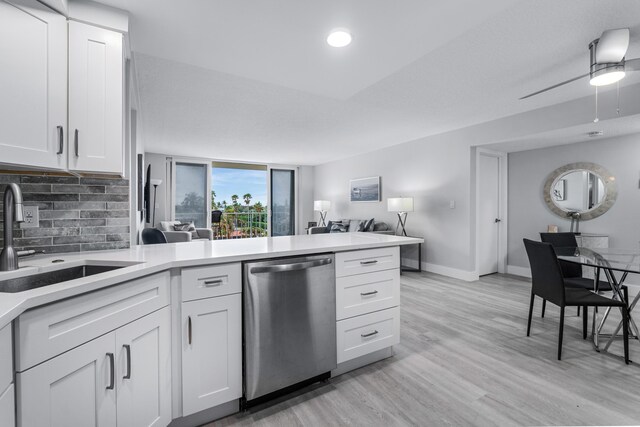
[
  {"left": 202, "top": 279, "right": 224, "bottom": 287},
  {"left": 360, "top": 290, "right": 379, "bottom": 296},
  {"left": 106, "top": 352, "right": 115, "bottom": 390},
  {"left": 123, "top": 344, "right": 131, "bottom": 379},
  {"left": 361, "top": 330, "right": 379, "bottom": 338},
  {"left": 360, "top": 260, "right": 378, "bottom": 265}
]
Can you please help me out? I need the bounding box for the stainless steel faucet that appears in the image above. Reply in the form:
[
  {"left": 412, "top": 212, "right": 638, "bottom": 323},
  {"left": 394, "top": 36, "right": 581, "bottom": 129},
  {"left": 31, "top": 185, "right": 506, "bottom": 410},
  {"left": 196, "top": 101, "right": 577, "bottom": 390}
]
[{"left": 0, "top": 183, "right": 25, "bottom": 271}]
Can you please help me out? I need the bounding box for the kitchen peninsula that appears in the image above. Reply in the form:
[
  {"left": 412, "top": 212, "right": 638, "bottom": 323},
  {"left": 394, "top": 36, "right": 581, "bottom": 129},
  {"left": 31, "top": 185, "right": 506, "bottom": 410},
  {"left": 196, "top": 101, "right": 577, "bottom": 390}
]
[{"left": 0, "top": 233, "right": 421, "bottom": 426}]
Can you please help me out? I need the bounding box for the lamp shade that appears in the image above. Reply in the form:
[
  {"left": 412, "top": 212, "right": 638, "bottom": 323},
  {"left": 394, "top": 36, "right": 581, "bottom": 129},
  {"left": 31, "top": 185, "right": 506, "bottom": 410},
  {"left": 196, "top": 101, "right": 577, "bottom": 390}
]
[
  {"left": 314, "top": 200, "right": 331, "bottom": 211},
  {"left": 150, "top": 179, "right": 162, "bottom": 187},
  {"left": 387, "top": 197, "right": 413, "bottom": 212}
]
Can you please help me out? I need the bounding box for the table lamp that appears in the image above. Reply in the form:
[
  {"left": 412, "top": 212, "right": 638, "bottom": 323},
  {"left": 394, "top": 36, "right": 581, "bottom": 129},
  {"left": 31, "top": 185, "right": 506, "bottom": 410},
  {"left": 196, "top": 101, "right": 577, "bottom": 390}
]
[
  {"left": 387, "top": 197, "right": 414, "bottom": 236},
  {"left": 314, "top": 200, "right": 331, "bottom": 227}
]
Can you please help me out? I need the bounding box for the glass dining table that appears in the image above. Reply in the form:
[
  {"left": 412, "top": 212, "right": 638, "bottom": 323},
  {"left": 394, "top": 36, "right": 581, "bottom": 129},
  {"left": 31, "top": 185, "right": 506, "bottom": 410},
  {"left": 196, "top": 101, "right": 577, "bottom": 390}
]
[{"left": 556, "top": 246, "right": 640, "bottom": 356}]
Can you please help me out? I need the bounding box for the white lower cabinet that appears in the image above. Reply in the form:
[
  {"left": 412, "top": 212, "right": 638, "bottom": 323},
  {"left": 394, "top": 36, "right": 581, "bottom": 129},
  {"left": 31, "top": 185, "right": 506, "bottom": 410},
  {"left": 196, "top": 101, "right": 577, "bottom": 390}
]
[
  {"left": 17, "top": 307, "right": 171, "bottom": 427},
  {"left": 17, "top": 332, "right": 116, "bottom": 427},
  {"left": 0, "top": 384, "right": 15, "bottom": 427},
  {"left": 181, "top": 294, "right": 241, "bottom": 417},
  {"left": 116, "top": 307, "right": 171, "bottom": 427}
]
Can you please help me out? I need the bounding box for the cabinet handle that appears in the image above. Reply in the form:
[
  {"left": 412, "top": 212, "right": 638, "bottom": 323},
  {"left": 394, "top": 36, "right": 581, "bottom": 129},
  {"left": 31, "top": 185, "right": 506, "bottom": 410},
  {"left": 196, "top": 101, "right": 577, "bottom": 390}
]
[
  {"left": 123, "top": 344, "right": 131, "bottom": 379},
  {"left": 56, "top": 126, "right": 64, "bottom": 155},
  {"left": 188, "top": 316, "right": 192, "bottom": 345},
  {"left": 360, "top": 290, "right": 378, "bottom": 296},
  {"left": 361, "top": 330, "right": 379, "bottom": 338},
  {"left": 106, "top": 352, "right": 115, "bottom": 390},
  {"left": 360, "top": 260, "right": 378, "bottom": 265},
  {"left": 203, "top": 278, "right": 223, "bottom": 287},
  {"left": 74, "top": 129, "right": 79, "bottom": 157}
]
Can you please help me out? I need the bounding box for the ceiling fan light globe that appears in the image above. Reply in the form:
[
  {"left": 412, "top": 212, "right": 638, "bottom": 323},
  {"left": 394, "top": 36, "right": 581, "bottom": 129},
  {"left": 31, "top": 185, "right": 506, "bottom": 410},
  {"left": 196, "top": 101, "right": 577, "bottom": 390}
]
[{"left": 589, "top": 70, "right": 626, "bottom": 86}]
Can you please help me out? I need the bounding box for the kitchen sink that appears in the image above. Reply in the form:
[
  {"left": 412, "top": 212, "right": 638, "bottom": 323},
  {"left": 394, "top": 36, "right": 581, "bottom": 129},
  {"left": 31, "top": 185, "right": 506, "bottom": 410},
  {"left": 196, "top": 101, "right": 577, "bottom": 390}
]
[{"left": 0, "top": 264, "right": 128, "bottom": 293}]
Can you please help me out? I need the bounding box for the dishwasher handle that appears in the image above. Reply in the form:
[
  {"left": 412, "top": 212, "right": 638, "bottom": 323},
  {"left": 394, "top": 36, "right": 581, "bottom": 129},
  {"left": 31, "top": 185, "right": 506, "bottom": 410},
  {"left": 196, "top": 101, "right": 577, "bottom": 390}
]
[{"left": 250, "top": 257, "right": 332, "bottom": 274}]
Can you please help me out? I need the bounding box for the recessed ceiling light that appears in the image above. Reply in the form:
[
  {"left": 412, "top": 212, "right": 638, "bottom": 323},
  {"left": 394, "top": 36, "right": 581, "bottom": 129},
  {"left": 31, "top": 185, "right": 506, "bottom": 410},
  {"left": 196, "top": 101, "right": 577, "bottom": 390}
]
[{"left": 327, "top": 29, "right": 352, "bottom": 48}]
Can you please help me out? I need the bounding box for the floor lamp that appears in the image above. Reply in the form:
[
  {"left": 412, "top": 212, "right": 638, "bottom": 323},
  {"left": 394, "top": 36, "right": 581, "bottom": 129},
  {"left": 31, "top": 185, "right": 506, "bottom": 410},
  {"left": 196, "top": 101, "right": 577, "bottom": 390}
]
[
  {"left": 314, "top": 200, "right": 331, "bottom": 227},
  {"left": 150, "top": 179, "right": 162, "bottom": 226},
  {"left": 388, "top": 197, "right": 414, "bottom": 236}
]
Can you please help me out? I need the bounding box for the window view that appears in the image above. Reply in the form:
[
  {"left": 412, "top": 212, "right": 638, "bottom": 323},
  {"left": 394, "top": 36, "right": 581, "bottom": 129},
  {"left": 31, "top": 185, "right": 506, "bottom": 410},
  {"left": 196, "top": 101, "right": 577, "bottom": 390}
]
[
  {"left": 175, "top": 162, "right": 208, "bottom": 227},
  {"left": 211, "top": 163, "right": 268, "bottom": 239},
  {"left": 270, "top": 169, "right": 295, "bottom": 236}
]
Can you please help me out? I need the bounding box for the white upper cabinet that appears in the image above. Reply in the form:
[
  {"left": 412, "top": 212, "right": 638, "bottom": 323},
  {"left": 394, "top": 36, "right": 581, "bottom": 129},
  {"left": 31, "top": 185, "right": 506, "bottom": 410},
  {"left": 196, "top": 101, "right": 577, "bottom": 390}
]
[
  {"left": 68, "top": 21, "right": 124, "bottom": 175},
  {"left": 0, "top": 0, "right": 67, "bottom": 170}
]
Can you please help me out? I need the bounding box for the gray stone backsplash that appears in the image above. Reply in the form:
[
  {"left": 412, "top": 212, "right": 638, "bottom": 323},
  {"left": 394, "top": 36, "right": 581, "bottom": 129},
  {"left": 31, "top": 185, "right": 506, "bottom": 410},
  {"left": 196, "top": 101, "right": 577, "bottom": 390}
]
[{"left": 0, "top": 174, "right": 130, "bottom": 254}]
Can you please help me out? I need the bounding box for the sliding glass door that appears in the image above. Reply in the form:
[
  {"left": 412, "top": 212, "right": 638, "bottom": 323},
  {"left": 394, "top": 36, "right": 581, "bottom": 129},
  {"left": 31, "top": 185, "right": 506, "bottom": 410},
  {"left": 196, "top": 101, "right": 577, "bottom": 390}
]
[
  {"left": 270, "top": 169, "right": 295, "bottom": 236},
  {"left": 173, "top": 161, "right": 209, "bottom": 227}
]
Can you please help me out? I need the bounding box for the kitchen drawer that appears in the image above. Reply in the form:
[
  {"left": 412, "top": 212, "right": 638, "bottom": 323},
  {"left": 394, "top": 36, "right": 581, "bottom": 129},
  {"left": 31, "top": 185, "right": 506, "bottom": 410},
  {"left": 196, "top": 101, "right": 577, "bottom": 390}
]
[
  {"left": 336, "top": 306, "right": 400, "bottom": 364},
  {"left": 336, "top": 269, "right": 400, "bottom": 320},
  {"left": 15, "top": 272, "right": 169, "bottom": 372},
  {"left": 0, "top": 324, "right": 12, "bottom": 393},
  {"left": 181, "top": 263, "right": 241, "bottom": 302},
  {"left": 0, "top": 383, "right": 14, "bottom": 427},
  {"left": 335, "top": 247, "right": 399, "bottom": 278}
]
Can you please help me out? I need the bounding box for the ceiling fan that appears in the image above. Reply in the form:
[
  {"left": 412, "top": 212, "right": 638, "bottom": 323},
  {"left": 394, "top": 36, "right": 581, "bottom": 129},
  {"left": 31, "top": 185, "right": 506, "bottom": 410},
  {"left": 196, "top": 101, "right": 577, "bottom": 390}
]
[{"left": 520, "top": 28, "right": 640, "bottom": 100}]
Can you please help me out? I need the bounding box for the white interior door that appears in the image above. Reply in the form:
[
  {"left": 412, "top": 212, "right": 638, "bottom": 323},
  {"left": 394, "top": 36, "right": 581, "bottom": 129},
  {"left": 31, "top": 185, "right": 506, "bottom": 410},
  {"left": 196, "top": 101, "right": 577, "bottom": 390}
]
[{"left": 478, "top": 154, "right": 500, "bottom": 276}]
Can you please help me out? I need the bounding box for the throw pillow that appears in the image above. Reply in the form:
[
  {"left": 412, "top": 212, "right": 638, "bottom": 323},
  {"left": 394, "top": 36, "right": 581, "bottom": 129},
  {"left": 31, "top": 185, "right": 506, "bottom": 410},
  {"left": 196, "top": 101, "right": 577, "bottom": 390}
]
[
  {"left": 173, "top": 223, "right": 191, "bottom": 231},
  {"left": 330, "top": 223, "right": 348, "bottom": 233},
  {"left": 363, "top": 218, "right": 375, "bottom": 232},
  {"left": 373, "top": 221, "right": 390, "bottom": 231}
]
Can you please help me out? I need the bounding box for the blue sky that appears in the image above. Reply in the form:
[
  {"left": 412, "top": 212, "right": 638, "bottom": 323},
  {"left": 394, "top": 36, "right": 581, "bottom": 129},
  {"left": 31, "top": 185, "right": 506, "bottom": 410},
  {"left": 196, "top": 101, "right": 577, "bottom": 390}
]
[{"left": 211, "top": 167, "right": 267, "bottom": 206}]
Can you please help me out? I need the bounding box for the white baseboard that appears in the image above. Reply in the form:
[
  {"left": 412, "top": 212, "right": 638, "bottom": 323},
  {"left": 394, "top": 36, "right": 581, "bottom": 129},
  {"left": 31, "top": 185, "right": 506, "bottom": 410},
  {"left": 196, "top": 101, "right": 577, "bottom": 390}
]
[
  {"left": 506, "top": 265, "right": 531, "bottom": 278},
  {"left": 422, "top": 262, "right": 479, "bottom": 282}
]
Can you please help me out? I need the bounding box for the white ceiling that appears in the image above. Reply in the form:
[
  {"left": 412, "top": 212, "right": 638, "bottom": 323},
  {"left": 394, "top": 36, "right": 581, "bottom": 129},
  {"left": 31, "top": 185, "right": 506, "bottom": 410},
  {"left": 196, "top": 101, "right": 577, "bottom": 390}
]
[{"left": 99, "top": 0, "right": 640, "bottom": 165}]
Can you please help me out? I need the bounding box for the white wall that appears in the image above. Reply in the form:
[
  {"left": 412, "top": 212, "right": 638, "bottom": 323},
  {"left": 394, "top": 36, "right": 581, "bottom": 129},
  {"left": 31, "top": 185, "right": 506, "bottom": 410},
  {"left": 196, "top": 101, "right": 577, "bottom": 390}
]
[
  {"left": 297, "top": 165, "right": 315, "bottom": 235},
  {"left": 507, "top": 133, "right": 640, "bottom": 269},
  {"left": 314, "top": 136, "right": 472, "bottom": 276}
]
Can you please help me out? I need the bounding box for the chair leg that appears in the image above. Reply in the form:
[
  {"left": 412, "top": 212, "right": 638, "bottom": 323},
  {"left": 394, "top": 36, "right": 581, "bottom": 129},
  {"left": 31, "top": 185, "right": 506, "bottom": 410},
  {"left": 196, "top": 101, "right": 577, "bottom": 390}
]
[
  {"left": 582, "top": 306, "right": 588, "bottom": 339},
  {"left": 527, "top": 292, "right": 535, "bottom": 337},
  {"left": 558, "top": 307, "right": 565, "bottom": 360},
  {"left": 623, "top": 307, "right": 630, "bottom": 364},
  {"left": 541, "top": 299, "right": 546, "bottom": 318}
]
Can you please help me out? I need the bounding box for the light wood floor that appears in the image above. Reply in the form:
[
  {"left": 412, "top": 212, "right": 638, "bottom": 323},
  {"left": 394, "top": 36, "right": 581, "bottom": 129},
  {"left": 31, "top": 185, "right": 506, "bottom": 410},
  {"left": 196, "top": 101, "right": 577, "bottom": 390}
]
[{"left": 215, "top": 272, "right": 640, "bottom": 426}]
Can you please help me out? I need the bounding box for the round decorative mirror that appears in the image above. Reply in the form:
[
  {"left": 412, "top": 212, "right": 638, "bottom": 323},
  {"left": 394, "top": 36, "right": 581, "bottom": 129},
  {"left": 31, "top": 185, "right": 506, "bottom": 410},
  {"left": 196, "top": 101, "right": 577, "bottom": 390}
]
[{"left": 543, "top": 162, "right": 617, "bottom": 220}]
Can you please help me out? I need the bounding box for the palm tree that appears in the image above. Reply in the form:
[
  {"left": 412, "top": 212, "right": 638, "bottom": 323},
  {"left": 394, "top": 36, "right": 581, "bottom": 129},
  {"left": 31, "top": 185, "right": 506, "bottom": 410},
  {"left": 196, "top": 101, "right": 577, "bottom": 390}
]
[
  {"left": 231, "top": 194, "right": 239, "bottom": 206},
  {"left": 211, "top": 190, "right": 216, "bottom": 209},
  {"left": 253, "top": 201, "right": 264, "bottom": 212},
  {"left": 243, "top": 193, "right": 252, "bottom": 206}
]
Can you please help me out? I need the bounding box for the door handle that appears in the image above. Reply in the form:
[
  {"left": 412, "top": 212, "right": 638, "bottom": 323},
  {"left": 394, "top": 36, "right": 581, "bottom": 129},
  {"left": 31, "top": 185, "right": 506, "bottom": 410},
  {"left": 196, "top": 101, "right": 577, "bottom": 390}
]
[
  {"left": 250, "top": 258, "right": 332, "bottom": 274},
  {"left": 494, "top": 218, "right": 501, "bottom": 223},
  {"left": 202, "top": 278, "right": 224, "bottom": 287},
  {"left": 106, "top": 352, "right": 115, "bottom": 390},
  {"left": 360, "top": 290, "right": 379, "bottom": 296},
  {"left": 187, "top": 316, "right": 192, "bottom": 345},
  {"left": 74, "top": 129, "right": 79, "bottom": 157},
  {"left": 123, "top": 344, "right": 131, "bottom": 379},
  {"left": 56, "top": 126, "right": 64, "bottom": 155}
]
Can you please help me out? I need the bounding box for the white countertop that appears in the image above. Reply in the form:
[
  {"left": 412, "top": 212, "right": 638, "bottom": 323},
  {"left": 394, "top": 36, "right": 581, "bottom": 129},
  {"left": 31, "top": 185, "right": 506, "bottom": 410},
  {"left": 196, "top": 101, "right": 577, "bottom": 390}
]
[{"left": 0, "top": 233, "right": 422, "bottom": 328}]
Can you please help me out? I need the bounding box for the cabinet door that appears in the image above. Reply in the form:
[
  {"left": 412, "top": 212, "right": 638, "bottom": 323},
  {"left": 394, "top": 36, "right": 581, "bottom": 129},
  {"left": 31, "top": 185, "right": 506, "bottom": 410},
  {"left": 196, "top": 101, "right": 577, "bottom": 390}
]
[
  {"left": 68, "top": 21, "right": 123, "bottom": 174},
  {"left": 116, "top": 307, "right": 171, "bottom": 427},
  {"left": 17, "top": 332, "right": 116, "bottom": 427},
  {"left": 0, "top": 0, "right": 67, "bottom": 170},
  {"left": 182, "top": 294, "right": 241, "bottom": 416}
]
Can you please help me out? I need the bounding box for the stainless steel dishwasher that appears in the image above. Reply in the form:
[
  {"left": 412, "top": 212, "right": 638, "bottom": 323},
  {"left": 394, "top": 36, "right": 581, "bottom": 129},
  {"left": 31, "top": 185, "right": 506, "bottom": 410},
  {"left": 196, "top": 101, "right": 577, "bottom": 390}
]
[{"left": 243, "top": 254, "right": 336, "bottom": 404}]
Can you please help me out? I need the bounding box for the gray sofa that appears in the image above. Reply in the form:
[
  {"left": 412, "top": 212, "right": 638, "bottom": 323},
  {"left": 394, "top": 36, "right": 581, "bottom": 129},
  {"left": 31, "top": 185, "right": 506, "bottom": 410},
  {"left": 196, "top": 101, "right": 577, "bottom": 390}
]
[
  {"left": 308, "top": 219, "right": 394, "bottom": 235},
  {"left": 157, "top": 221, "right": 213, "bottom": 243}
]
